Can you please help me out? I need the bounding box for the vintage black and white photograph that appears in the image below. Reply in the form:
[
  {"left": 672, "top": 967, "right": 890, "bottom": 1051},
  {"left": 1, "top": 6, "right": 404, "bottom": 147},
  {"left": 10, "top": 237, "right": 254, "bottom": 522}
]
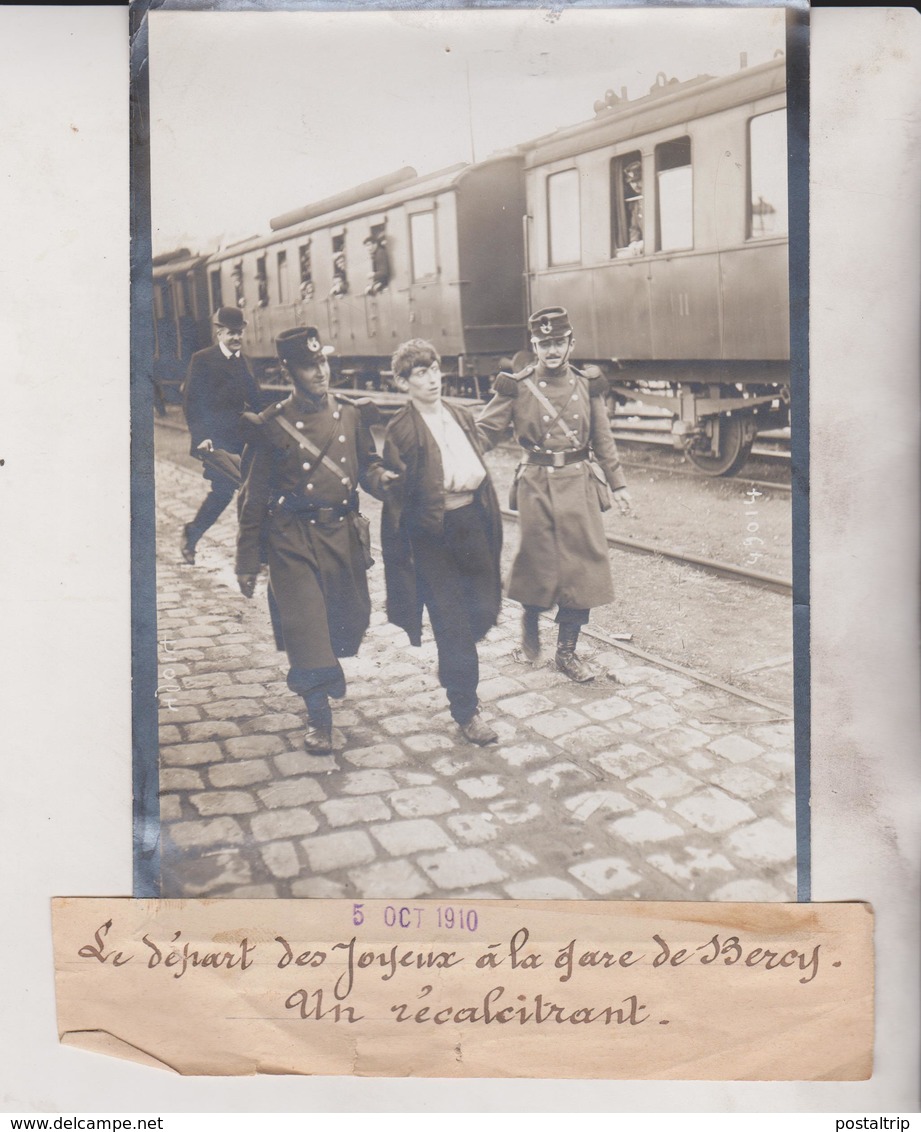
[{"left": 143, "top": 6, "right": 798, "bottom": 904}]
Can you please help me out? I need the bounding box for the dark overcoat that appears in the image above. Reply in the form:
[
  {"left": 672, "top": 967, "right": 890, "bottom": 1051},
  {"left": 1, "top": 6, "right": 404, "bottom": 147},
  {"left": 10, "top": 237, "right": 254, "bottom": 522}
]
[
  {"left": 475, "top": 363, "right": 627, "bottom": 610},
  {"left": 381, "top": 402, "right": 502, "bottom": 647},
  {"left": 183, "top": 344, "right": 262, "bottom": 460},
  {"left": 236, "top": 393, "right": 387, "bottom": 673}
]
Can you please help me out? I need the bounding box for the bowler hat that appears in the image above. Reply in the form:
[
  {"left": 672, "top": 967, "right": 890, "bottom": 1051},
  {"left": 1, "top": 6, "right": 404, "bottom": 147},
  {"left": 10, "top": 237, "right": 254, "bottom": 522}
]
[
  {"left": 275, "top": 326, "right": 336, "bottom": 367},
  {"left": 213, "top": 306, "right": 247, "bottom": 331},
  {"left": 528, "top": 307, "right": 573, "bottom": 340}
]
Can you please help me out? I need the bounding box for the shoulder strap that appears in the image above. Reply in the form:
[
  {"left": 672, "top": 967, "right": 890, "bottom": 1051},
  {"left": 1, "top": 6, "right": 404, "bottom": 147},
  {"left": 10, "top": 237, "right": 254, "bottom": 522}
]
[
  {"left": 275, "top": 412, "right": 352, "bottom": 490},
  {"left": 521, "top": 376, "right": 582, "bottom": 449}
]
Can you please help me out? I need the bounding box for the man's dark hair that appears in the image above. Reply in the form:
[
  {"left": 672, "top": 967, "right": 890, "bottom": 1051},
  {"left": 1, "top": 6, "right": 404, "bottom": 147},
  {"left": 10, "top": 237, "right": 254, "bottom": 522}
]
[{"left": 391, "top": 338, "right": 440, "bottom": 380}]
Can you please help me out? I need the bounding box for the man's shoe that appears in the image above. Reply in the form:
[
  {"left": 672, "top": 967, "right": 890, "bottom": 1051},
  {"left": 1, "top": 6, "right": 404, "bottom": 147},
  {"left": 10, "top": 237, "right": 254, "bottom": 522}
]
[
  {"left": 521, "top": 608, "right": 541, "bottom": 662},
  {"left": 180, "top": 524, "right": 196, "bottom": 565},
  {"left": 555, "top": 649, "right": 596, "bottom": 683},
  {"left": 459, "top": 710, "right": 498, "bottom": 746},
  {"left": 303, "top": 722, "right": 333, "bottom": 755}
]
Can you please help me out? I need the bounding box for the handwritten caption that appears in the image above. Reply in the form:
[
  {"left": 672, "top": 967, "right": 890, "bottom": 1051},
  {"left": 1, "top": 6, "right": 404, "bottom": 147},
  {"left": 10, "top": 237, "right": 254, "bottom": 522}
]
[{"left": 76, "top": 912, "right": 835, "bottom": 1030}]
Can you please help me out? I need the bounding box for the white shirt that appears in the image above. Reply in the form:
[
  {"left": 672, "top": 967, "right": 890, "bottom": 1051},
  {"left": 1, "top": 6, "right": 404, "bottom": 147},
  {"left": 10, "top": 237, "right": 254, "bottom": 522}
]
[{"left": 418, "top": 405, "right": 486, "bottom": 494}]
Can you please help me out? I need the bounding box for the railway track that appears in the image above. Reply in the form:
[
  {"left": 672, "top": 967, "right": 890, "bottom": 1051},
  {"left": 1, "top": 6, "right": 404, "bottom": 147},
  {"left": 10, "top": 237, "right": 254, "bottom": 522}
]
[{"left": 499, "top": 505, "right": 793, "bottom": 597}]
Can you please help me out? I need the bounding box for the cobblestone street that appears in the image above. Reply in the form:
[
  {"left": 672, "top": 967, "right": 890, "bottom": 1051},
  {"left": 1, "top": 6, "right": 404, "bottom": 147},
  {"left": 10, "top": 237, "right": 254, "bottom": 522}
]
[{"left": 154, "top": 428, "right": 797, "bottom": 903}]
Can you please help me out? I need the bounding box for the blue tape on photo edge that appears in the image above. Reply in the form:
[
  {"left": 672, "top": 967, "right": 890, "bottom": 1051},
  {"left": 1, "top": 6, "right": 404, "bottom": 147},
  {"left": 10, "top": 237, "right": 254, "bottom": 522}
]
[
  {"left": 785, "top": 7, "right": 811, "bottom": 903},
  {"left": 131, "top": 1, "right": 162, "bottom": 898}
]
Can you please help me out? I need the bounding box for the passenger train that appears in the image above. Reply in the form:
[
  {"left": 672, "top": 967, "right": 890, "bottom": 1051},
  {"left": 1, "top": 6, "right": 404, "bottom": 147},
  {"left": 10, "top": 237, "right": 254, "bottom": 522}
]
[{"left": 152, "top": 54, "right": 790, "bottom": 476}]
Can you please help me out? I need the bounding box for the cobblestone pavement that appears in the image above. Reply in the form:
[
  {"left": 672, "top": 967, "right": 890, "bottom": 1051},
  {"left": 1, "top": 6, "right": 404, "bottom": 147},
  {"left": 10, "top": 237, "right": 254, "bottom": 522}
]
[{"left": 154, "top": 440, "right": 797, "bottom": 903}]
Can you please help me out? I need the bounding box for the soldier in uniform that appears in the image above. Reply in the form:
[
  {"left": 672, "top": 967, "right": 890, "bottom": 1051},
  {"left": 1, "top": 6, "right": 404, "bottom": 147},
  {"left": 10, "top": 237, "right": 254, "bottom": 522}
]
[
  {"left": 181, "top": 306, "right": 263, "bottom": 565},
  {"left": 475, "top": 307, "right": 634, "bottom": 682},
  {"left": 235, "top": 327, "right": 396, "bottom": 754}
]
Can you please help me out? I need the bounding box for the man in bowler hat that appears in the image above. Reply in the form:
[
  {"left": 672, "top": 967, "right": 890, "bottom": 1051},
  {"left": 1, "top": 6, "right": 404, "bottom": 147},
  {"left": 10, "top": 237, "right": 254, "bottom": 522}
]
[
  {"left": 181, "top": 306, "right": 262, "bottom": 564},
  {"left": 236, "top": 327, "right": 396, "bottom": 754},
  {"left": 475, "top": 307, "right": 634, "bottom": 682}
]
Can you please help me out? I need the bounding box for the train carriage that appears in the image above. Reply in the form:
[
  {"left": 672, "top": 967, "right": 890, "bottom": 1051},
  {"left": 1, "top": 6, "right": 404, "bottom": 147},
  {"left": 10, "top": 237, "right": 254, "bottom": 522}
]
[
  {"left": 202, "top": 155, "right": 527, "bottom": 400},
  {"left": 150, "top": 55, "right": 791, "bottom": 475},
  {"left": 521, "top": 55, "right": 790, "bottom": 473}
]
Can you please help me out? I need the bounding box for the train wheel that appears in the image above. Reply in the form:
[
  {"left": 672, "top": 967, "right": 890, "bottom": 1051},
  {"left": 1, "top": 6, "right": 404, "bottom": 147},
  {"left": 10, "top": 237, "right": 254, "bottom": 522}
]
[{"left": 685, "top": 414, "right": 754, "bottom": 477}]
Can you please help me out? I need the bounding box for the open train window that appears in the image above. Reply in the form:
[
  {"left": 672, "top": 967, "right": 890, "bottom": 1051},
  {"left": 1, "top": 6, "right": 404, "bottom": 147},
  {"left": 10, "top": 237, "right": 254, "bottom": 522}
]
[
  {"left": 410, "top": 211, "right": 437, "bottom": 282},
  {"left": 153, "top": 282, "right": 165, "bottom": 322},
  {"left": 298, "top": 241, "right": 313, "bottom": 300},
  {"left": 276, "top": 250, "right": 288, "bottom": 304},
  {"left": 547, "top": 169, "right": 581, "bottom": 265},
  {"left": 364, "top": 222, "right": 390, "bottom": 295},
  {"left": 208, "top": 269, "right": 222, "bottom": 312},
  {"left": 749, "top": 110, "right": 788, "bottom": 239},
  {"left": 655, "top": 136, "right": 693, "bottom": 252},
  {"left": 611, "top": 151, "right": 644, "bottom": 257},
  {"left": 232, "top": 261, "right": 244, "bottom": 308},
  {"left": 172, "top": 274, "right": 190, "bottom": 318},
  {"left": 330, "top": 233, "right": 349, "bottom": 297},
  {"left": 255, "top": 255, "right": 269, "bottom": 308}
]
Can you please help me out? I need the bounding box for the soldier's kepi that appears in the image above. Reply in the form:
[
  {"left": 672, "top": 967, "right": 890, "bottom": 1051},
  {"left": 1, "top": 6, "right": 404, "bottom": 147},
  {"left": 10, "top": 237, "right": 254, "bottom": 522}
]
[
  {"left": 235, "top": 326, "right": 396, "bottom": 754},
  {"left": 474, "top": 306, "right": 635, "bottom": 682}
]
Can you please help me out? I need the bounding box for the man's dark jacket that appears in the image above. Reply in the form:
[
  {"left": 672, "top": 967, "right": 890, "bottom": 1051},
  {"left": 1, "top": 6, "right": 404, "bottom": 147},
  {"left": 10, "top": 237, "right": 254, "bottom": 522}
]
[
  {"left": 381, "top": 401, "right": 502, "bottom": 647},
  {"left": 182, "top": 344, "right": 262, "bottom": 457}
]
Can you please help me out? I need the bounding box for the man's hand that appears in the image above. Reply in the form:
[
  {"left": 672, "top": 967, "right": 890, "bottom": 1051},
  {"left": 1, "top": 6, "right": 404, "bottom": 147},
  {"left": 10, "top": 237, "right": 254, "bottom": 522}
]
[
  {"left": 379, "top": 470, "right": 400, "bottom": 486},
  {"left": 196, "top": 439, "right": 215, "bottom": 454},
  {"left": 614, "top": 488, "right": 635, "bottom": 517},
  {"left": 237, "top": 574, "right": 258, "bottom": 598}
]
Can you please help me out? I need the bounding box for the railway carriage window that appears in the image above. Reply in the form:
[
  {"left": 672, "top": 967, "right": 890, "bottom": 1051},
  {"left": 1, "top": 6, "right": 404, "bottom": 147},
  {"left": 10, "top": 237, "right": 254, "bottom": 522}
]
[
  {"left": 410, "top": 211, "right": 437, "bottom": 282},
  {"left": 299, "top": 241, "right": 314, "bottom": 300},
  {"left": 364, "top": 222, "right": 390, "bottom": 295},
  {"left": 611, "top": 151, "right": 644, "bottom": 257},
  {"left": 277, "top": 250, "right": 288, "bottom": 304},
  {"left": 547, "top": 169, "right": 581, "bottom": 265},
  {"left": 232, "top": 262, "right": 245, "bottom": 308},
  {"left": 330, "top": 234, "right": 349, "bottom": 297},
  {"left": 655, "top": 137, "right": 693, "bottom": 252},
  {"left": 173, "top": 275, "right": 190, "bottom": 317},
  {"left": 153, "top": 282, "right": 165, "bottom": 322},
  {"left": 256, "top": 255, "right": 269, "bottom": 308},
  {"left": 208, "top": 269, "right": 222, "bottom": 312},
  {"left": 749, "top": 110, "right": 788, "bottom": 239}
]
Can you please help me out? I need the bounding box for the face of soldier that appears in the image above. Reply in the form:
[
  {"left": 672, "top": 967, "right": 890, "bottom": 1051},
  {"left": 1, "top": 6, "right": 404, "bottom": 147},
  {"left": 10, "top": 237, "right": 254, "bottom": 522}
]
[
  {"left": 532, "top": 334, "right": 573, "bottom": 373},
  {"left": 216, "top": 324, "right": 244, "bottom": 354},
  {"left": 402, "top": 361, "right": 443, "bottom": 410},
  {"left": 289, "top": 357, "right": 330, "bottom": 400}
]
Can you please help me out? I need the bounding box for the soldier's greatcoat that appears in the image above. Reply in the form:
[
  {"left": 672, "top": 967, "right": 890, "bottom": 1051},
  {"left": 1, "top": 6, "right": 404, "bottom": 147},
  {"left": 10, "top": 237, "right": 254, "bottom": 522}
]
[
  {"left": 236, "top": 393, "right": 387, "bottom": 688},
  {"left": 475, "top": 363, "right": 627, "bottom": 610}
]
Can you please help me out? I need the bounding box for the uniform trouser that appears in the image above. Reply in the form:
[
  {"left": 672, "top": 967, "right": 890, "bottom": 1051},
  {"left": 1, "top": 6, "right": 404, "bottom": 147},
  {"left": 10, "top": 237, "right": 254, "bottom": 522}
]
[
  {"left": 188, "top": 475, "right": 236, "bottom": 543},
  {"left": 523, "top": 604, "right": 590, "bottom": 630},
  {"left": 411, "top": 504, "right": 496, "bottom": 726}
]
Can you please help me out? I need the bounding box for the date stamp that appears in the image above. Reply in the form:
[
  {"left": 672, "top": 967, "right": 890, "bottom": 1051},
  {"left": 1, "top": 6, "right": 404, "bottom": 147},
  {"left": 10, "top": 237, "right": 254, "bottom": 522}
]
[{"left": 353, "top": 903, "right": 480, "bottom": 932}]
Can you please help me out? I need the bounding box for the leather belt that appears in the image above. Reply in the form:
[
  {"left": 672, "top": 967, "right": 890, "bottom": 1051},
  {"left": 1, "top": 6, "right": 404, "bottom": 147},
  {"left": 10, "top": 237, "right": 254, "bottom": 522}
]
[
  {"left": 519, "top": 445, "right": 590, "bottom": 468},
  {"left": 278, "top": 497, "right": 356, "bottom": 521}
]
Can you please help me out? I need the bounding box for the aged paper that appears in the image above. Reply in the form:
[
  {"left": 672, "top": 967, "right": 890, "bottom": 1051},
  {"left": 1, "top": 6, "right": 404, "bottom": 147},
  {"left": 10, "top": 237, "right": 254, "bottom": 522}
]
[
  {"left": 53, "top": 898, "right": 872, "bottom": 1080},
  {"left": 0, "top": 4, "right": 918, "bottom": 1114}
]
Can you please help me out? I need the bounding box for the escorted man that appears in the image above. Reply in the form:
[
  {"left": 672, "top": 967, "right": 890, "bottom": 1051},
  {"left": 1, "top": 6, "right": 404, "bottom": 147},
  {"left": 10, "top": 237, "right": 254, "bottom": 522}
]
[
  {"left": 475, "top": 307, "right": 634, "bottom": 682},
  {"left": 181, "top": 306, "right": 262, "bottom": 564},
  {"left": 235, "top": 327, "right": 396, "bottom": 754},
  {"left": 382, "top": 339, "right": 503, "bottom": 746}
]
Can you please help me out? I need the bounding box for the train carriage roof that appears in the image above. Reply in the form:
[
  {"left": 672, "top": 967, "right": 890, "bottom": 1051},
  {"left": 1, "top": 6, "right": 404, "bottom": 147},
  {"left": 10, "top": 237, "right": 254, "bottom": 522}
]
[
  {"left": 205, "top": 155, "right": 522, "bottom": 263},
  {"left": 519, "top": 55, "right": 786, "bottom": 166}
]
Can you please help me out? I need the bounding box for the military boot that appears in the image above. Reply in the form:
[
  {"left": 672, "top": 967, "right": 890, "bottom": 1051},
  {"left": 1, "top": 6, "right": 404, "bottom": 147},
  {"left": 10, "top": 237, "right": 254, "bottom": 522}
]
[
  {"left": 521, "top": 606, "right": 542, "bottom": 662},
  {"left": 555, "top": 624, "right": 595, "bottom": 683}
]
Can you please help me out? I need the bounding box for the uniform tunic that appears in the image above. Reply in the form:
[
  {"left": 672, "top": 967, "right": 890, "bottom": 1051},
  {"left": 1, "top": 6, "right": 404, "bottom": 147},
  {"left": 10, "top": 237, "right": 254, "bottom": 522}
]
[
  {"left": 236, "top": 393, "right": 387, "bottom": 689},
  {"left": 475, "top": 363, "right": 627, "bottom": 610}
]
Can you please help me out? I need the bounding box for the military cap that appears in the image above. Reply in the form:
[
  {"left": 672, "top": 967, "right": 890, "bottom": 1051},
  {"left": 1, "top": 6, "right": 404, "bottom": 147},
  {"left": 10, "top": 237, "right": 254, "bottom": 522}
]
[
  {"left": 528, "top": 306, "right": 573, "bottom": 340},
  {"left": 213, "top": 306, "right": 247, "bottom": 331},
  {"left": 275, "top": 326, "right": 336, "bottom": 366}
]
